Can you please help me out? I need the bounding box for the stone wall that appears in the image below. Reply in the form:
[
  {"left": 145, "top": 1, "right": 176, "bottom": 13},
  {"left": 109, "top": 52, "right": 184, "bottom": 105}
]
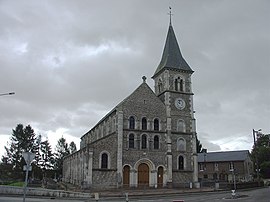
[
  {"left": 0, "top": 185, "right": 91, "bottom": 198},
  {"left": 92, "top": 170, "right": 117, "bottom": 189}
]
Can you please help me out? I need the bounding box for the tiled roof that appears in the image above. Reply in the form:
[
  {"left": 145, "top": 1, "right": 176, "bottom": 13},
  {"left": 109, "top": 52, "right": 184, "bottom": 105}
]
[
  {"left": 198, "top": 150, "right": 250, "bottom": 163},
  {"left": 153, "top": 24, "right": 193, "bottom": 77}
]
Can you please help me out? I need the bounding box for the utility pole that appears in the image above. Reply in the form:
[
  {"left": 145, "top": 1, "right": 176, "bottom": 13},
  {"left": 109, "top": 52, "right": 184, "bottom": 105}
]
[{"left": 253, "top": 129, "right": 261, "bottom": 184}]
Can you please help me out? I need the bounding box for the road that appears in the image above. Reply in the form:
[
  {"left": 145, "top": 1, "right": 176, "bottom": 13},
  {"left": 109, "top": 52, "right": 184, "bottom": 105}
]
[{"left": 0, "top": 187, "right": 269, "bottom": 202}]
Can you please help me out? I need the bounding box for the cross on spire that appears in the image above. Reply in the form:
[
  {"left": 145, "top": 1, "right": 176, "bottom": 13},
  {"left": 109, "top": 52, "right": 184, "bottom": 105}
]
[{"left": 168, "top": 7, "right": 173, "bottom": 25}]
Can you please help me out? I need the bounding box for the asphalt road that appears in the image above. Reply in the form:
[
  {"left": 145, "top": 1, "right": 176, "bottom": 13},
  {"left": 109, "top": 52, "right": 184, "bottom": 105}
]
[{"left": 0, "top": 187, "right": 269, "bottom": 202}]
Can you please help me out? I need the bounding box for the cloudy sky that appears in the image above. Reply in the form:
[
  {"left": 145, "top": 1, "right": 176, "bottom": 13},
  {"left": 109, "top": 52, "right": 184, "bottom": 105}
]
[{"left": 0, "top": 0, "right": 269, "bottom": 157}]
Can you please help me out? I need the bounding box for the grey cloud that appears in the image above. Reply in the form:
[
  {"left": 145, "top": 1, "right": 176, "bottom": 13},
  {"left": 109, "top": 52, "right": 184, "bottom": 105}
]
[{"left": 0, "top": 0, "right": 269, "bottom": 156}]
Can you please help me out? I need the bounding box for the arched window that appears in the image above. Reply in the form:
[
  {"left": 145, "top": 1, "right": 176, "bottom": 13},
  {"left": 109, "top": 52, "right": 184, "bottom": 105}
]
[
  {"left": 129, "top": 116, "right": 135, "bottom": 129},
  {"left": 129, "top": 133, "right": 135, "bottom": 149},
  {"left": 178, "top": 155, "right": 184, "bottom": 170},
  {"left": 177, "top": 138, "right": 186, "bottom": 151},
  {"left": 174, "top": 76, "right": 184, "bottom": 92},
  {"left": 177, "top": 120, "right": 186, "bottom": 132},
  {"left": 101, "top": 153, "right": 108, "bottom": 169},
  {"left": 141, "top": 134, "right": 147, "bottom": 149},
  {"left": 142, "top": 117, "right": 147, "bottom": 130},
  {"left": 154, "top": 135, "right": 159, "bottom": 149},
  {"left": 154, "top": 118, "right": 159, "bottom": 131}
]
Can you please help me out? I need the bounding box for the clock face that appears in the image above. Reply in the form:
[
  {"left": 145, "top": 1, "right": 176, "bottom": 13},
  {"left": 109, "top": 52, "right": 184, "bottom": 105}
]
[{"left": 175, "top": 98, "right": 185, "bottom": 110}]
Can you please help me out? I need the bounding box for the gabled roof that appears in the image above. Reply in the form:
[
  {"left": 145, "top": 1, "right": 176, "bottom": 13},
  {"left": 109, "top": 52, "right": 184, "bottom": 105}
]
[
  {"left": 198, "top": 150, "right": 250, "bottom": 163},
  {"left": 81, "top": 78, "right": 165, "bottom": 139},
  {"left": 153, "top": 23, "right": 193, "bottom": 78},
  {"left": 119, "top": 78, "right": 166, "bottom": 111}
]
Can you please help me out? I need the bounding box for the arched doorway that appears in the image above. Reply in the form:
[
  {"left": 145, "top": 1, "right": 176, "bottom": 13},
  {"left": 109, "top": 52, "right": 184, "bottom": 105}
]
[
  {"left": 157, "top": 166, "right": 163, "bottom": 188},
  {"left": 123, "top": 165, "right": 130, "bottom": 187},
  {"left": 138, "top": 163, "right": 149, "bottom": 187}
]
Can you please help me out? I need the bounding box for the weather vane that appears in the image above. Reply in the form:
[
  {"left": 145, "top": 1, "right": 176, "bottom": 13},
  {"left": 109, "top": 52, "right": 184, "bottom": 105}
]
[{"left": 168, "top": 7, "right": 173, "bottom": 25}]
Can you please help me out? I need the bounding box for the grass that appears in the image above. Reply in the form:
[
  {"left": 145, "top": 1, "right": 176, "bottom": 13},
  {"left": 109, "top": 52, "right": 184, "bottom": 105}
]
[{"left": 8, "top": 181, "right": 25, "bottom": 187}]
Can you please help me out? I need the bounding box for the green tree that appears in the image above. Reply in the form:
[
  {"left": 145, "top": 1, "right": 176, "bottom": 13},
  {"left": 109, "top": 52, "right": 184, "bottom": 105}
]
[
  {"left": 2, "top": 124, "right": 37, "bottom": 179},
  {"left": 40, "top": 139, "right": 55, "bottom": 170},
  {"left": 0, "top": 157, "right": 13, "bottom": 180},
  {"left": 69, "top": 141, "right": 77, "bottom": 154},
  {"left": 260, "top": 161, "right": 270, "bottom": 178},
  {"left": 31, "top": 134, "right": 43, "bottom": 179},
  {"left": 33, "top": 134, "right": 42, "bottom": 166},
  {"left": 54, "top": 137, "right": 70, "bottom": 177},
  {"left": 196, "top": 135, "right": 204, "bottom": 153},
  {"left": 251, "top": 133, "right": 270, "bottom": 179}
]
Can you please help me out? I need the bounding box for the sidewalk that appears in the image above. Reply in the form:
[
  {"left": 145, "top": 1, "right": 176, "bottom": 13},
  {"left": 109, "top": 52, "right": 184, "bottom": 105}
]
[
  {"left": 0, "top": 184, "right": 215, "bottom": 199},
  {"left": 88, "top": 187, "right": 215, "bottom": 198}
]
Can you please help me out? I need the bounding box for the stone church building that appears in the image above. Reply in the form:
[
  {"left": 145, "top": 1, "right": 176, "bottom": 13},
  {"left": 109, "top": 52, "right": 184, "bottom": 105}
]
[{"left": 63, "top": 19, "right": 198, "bottom": 189}]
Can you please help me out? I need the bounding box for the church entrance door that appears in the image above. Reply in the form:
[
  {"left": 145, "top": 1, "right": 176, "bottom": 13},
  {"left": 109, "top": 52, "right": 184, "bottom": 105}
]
[
  {"left": 123, "top": 165, "right": 130, "bottom": 187},
  {"left": 138, "top": 163, "right": 149, "bottom": 187},
  {"left": 157, "top": 166, "right": 163, "bottom": 188}
]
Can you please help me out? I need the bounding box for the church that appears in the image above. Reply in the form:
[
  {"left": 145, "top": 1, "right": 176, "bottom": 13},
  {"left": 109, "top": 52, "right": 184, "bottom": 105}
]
[{"left": 63, "top": 17, "right": 199, "bottom": 189}]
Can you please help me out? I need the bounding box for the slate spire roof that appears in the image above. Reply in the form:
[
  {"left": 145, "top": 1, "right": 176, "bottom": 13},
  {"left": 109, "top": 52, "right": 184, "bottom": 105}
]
[{"left": 153, "top": 21, "right": 193, "bottom": 77}]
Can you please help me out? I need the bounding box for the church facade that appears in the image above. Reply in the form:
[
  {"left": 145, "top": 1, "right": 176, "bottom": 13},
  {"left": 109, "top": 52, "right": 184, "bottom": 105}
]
[{"left": 63, "top": 20, "right": 198, "bottom": 189}]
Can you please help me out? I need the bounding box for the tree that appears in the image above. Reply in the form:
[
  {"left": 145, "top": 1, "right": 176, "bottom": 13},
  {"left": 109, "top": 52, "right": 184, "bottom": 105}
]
[
  {"left": 196, "top": 135, "right": 204, "bottom": 153},
  {"left": 0, "top": 157, "right": 13, "bottom": 180},
  {"left": 69, "top": 141, "right": 77, "bottom": 154},
  {"left": 2, "top": 124, "right": 37, "bottom": 179},
  {"left": 31, "top": 134, "right": 43, "bottom": 179},
  {"left": 54, "top": 137, "right": 70, "bottom": 177},
  {"left": 40, "top": 139, "right": 55, "bottom": 170},
  {"left": 251, "top": 133, "right": 270, "bottom": 179},
  {"left": 260, "top": 161, "right": 270, "bottom": 178}
]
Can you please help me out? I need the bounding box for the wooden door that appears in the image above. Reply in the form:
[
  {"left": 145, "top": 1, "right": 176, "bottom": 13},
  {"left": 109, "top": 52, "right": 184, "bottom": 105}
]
[
  {"left": 138, "top": 163, "right": 149, "bottom": 187},
  {"left": 157, "top": 166, "right": 163, "bottom": 188},
  {"left": 123, "top": 165, "right": 130, "bottom": 187}
]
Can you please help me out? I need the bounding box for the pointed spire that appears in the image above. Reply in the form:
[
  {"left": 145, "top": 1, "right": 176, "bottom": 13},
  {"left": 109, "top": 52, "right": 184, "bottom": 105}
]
[{"left": 153, "top": 10, "right": 193, "bottom": 78}]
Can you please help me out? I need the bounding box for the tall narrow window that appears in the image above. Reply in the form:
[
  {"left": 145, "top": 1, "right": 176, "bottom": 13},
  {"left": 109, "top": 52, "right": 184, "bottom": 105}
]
[
  {"left": 142, "top": 117, "right": 147, "bottom": 130},
  {"left": 129, "top": 133, "right": 135, "bottom": 149},
  {"left": 141, "top": 134, "right": 147, "bottom": 149},
  {"left": 158, "top": 80, "right": 163, "bottom": 93},
  {"left": 177, "top": 138, "right": 186, "bottom": 151},
  {"left": 180, "top": 79, "right": 183, "bottom": 91},
  {"left": 229, "top": 162, "right": 234, "bottom": 171},
  {"left": 214, "top": 163, "right": 219, "bottom": 171},
  {"left": 154, "top": 118, "right": 159, "bottom": 131},
  {"left": 101, "top": 153, "right": 108, "bottom": 169},
  {"left": 175, "top": 77, "right": 184, "bottom": 92},
  {"left": 177, "top": 120, "right": 186, "bottom": 132},
  {"left": 174, "top": 78, "right": 178, "bottom": 91},
  {"left": 154, "top": 135, "right": 159, "bottom": 149},
  {"left": 178, "top": 156, "right": 184, "bottom": 170},
  {"left": 199, "top": 163, "right": 204, "bottom": 171},
  {"left": 129, "top": 116, "right": 135, "bottom": 129}
]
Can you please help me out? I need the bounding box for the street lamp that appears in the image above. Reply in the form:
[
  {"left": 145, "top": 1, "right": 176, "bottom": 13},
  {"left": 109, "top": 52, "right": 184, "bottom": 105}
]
[
  {"left": 0, "top": 92, "right": 15, "bottom": 96},
  {"left": 253, "top": 129, "right": 261, "bottom": 183}
]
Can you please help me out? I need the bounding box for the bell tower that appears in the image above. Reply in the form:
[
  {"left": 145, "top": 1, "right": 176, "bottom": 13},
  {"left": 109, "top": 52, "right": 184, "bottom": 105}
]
[{"left": 152, "top": 11, "right": 198, "bottom": 185}]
